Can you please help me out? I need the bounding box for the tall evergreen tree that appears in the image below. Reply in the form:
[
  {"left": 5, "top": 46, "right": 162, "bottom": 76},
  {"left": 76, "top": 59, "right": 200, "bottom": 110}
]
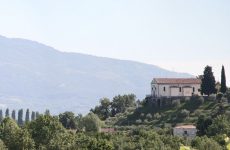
[
  {"left": 0, "top": 110, "right": 3, "bottom": 122},
  {"left": 11, "top": 110, "right": 16, "bottom": 120},
  {"left": 31, "top": 111, "right": 36, "bottom": 121},
  {"left": 35, "top": 112, "right": 40, "bottom": 119},
  {"left": 220, "top": 65, "right": 227, "bottom": 93},
  {"left": 201, "top": 66, "right": 217, "bottom": 96},
  {"left": 25, "top": 109, "right": 30, "bottom": 123},
  {"left": 5, "top": 108, "right": 9, "bottom": 118},
  {"left": 18, "top": 109, "right": 23, "bottom": 126},
  {"left": 45, "top": 109, "right": 50, "bottom": 116}
]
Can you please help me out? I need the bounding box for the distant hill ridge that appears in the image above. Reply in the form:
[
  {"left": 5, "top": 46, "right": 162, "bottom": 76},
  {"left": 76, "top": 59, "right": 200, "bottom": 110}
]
[{"left": 0, "top": 35, "right": 192, "bottom": 114}]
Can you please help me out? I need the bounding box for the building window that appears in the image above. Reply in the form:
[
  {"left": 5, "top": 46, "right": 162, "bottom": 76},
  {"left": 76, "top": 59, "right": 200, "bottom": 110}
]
[
  {"left": 179, "top": 87, "right": 182, "bottom": 92},
  {"left": 163, "top": 87, "right": 166, "bottom": 92},
  {"left": 193, "top": 87, "right": 195, "bottom": 92},
  {"left": 184, "top": 131, "right": 188, "bottom": 135}
]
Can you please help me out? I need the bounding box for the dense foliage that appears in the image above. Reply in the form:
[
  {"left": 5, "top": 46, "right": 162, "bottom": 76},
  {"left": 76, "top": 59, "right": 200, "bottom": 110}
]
[
  {"left": 91, "top": 94, "right": 137, "bottom": 120},
  {"left": 0, "top": 116, "right": 186, "bottom": 150},
  {"left": 0, "top": 88, "right": 229, "bottom": 150}
]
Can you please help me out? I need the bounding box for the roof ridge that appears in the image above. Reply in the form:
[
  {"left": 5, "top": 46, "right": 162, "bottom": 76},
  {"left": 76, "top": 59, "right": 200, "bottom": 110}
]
[{"left": 153, "top": 78, "right": 201, "bottom": 84}]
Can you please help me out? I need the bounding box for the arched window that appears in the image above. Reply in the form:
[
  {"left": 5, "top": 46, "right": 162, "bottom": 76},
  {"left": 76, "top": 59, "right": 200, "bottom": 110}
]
[
  {"left": 163, "top": 87, "right": 166, "bottom": 92},
  {"left": 193, "top": 87, "right": 195, "bottom": 92}
]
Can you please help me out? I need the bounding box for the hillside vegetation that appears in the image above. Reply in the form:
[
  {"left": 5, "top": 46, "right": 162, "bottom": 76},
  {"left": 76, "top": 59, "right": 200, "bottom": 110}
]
[
  {"left": 0, "top": 91, "right": 229, "bottom": 149},
  {"left": 89, "top": 89, "right": 230, "bottom": 129},
  {"left": 115, "top": 94, "right": 230, "bottom": 127}
]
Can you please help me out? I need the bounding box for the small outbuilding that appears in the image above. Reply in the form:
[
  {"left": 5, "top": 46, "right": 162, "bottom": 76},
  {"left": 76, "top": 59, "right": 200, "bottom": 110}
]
[
  {"left": 100, "top": 128, "right": 115, "bottom": 133},
  {"left": 173, "top": 125, "right": 197, "bottom": 138}
]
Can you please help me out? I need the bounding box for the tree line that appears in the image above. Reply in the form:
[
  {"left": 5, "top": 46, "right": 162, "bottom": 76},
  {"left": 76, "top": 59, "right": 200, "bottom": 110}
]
[
  {"left": 0, "top": 108, "right": 44, "bottom": 126},
  {"left": 1, "top": 108, "right": 230, "bottom": 149}
]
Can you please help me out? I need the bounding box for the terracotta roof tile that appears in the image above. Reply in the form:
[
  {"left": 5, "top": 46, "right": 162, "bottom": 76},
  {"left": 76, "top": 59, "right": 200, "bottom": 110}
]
[
  {"left": 174, "top": 125, "right": 196, "bottom": 129},
  {"left": 153, "top": 78, "right": 201, "bottom": 84},
  {"left": 100, "top": 128, "right": 115, "bottom": 133}
]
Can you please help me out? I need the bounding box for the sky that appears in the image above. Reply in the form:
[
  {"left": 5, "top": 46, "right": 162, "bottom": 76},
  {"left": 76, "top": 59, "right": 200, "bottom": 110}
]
[{"left": 0, "top": 0, "right": 229, "bottom": 85}]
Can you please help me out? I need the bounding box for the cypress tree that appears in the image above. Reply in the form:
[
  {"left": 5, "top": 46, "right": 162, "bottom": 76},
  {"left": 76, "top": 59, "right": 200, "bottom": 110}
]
[
  {"left": 201, "top": 66, "right": 217, "bottom": 96},
  {"left": 25, "top": 109, "right": 30, "bottom": 123},
  {"left": 5, "top": 108, "right": 9, "bottom": 118},
  {"left": 45, "top": 109, "right": 50, "bottom": 116},
  {"left": 11, "top": 110, "right": 16, "bottom": 120},
  {"left": 31, "top": 111, "right": 36, "bottom": 121},
  {"left": 0, "top": 110, "right": 3, "bottom": 122},
  {"left": 35, "top": 111, "right": 40, "bottom": 119},
  {"left": 18, "top": 109, "right": 23, "bottom": 126},
  {"left": 220, "top": 65, "right": 227, "bottom": 93}
]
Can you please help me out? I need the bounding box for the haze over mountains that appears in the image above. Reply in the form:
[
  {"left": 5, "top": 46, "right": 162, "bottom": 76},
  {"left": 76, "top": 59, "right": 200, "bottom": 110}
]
[{"left": 0, "top": 35, "right": 192, "bottom": 114}]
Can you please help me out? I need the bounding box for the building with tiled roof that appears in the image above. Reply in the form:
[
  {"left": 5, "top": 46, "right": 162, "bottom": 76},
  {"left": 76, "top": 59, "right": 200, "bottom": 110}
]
[
  {"left": 173, "top": 125, "right": 197, "bottom": 138},
  {"left": 151, "top": 78, "right": 201, "bottom": 97}
]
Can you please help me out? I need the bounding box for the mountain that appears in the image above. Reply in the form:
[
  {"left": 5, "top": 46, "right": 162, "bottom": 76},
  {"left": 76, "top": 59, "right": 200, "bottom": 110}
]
[{"left": 0, "top": 35, "right": 192, "bottom": 114}]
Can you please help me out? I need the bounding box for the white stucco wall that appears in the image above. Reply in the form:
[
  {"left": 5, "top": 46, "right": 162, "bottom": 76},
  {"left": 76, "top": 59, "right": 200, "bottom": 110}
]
[
  {"left": 173, "top": 128, "right": 197, "bottom": 138},
  {"left": 151, "top": 81, "right": 201, "bottom": 97}
]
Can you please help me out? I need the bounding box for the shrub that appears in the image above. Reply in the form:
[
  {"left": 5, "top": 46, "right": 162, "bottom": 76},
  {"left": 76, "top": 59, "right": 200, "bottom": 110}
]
[
  {"left": 180, "top": 97, "right": 186, "bottom": 103},
  {"left": 190, "top": 95, "right": 204, "bottom": 105},
  {"left": 225, "top": 111, "right": 230, "bottom": 119},
  {"left": 143, "top": 119, "right": 149, "bottom": 124},
  {"left": 198, "top": 96, "right": 205, "bottom": 104},
  {"left": 213, "top": 134, "right": 226, "bottom": 146},
  {"left": 221, "top": 97, "right": 228, "bottom": 103},
  {"left": 194, "top": 110, "right": 202, "bottom": 117},
  {"left": 172, "top": 99, "right": 180, "bottom": 108},
  {"left": 185, "top": 97, "right": 190, "bottom": 101},
  {"left": 196, "top": 115, "right": 212, "bottom": 136},
  {"left": 140, "top": 113, "right": 145, "bottom": 119},
  {"left": 0, "top": 140, "right": 7, "bottom": 150},
  {"left": 224, "top": 89, "right": 230, "bottom": 102},
  {"left": 80, "top": 113, "right": 103, "bottom": 132},
  {"left": 146, "top": 113, "right": 152, "bottom": 120},
  {"left": 48, "top": 132, "right": 75, "bottom": 150},
  {"left": 217, "top": 92, "right": 224, "bottom": 102},
  {"left": 207, "top": 94, "right": 216, "bottom": 101},
  {"left": 181, "top": 97, "right": 190, "bottom": 103},
  {"left": 154, "top": 113, "right": 161, "bottom": 119},
  {"left": 191, "top": 136, "right": 222, "bottom": 150},
  {"left": 207, "top": 115, "right": 230, "bottom": 136},
  {"left": 186, "top": 96, "right": 204, "bottom": 112},
  {"left": 136, "top": 119, "right": 142, "bottom": 124},
  {"left": 178, "top": 109, "right": 190, "bottom": 118}
]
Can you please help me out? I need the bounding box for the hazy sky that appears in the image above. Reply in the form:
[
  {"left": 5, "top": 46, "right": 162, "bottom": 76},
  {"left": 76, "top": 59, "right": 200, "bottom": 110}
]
[{"left": 0, "top": 0, "right": 229, "bottom": 84}]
